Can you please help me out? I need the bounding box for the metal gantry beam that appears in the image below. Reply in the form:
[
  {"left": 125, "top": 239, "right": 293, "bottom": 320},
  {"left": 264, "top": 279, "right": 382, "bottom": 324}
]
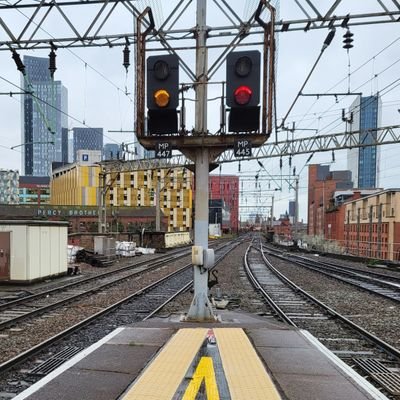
[
  {"left": 0, "top": 1, "right": 399, "bottom": 50},
  {"left": 102, "top": 124, "right": 400, "bottom": 172}
]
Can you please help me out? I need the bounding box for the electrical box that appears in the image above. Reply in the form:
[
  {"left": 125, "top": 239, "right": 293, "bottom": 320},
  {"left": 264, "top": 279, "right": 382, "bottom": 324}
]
[
  {"left": 203, "top": 249, "right": 215, "bottom": 270},
  {"left": 192, "top": 245, "right": 203, "bottom": 265}
]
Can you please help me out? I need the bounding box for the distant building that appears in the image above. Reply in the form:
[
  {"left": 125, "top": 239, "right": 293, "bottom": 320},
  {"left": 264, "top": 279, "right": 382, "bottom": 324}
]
[
  {"left": 344, "top": 189, "right": 400, "bottom": 261},
  {"left": 209, "top": 175, "right": 239, "bottom": 232},
  {"left": 51, "top": 151, "right": 102, "bottom": 207},
  {"left": 288, "top": 201, "right": 295, "bottom": 218},
  {"left": 0, "top": 204, "right": 167, "bottom": 239},
  {"left": 209, "top": 199, "right": 231, "bottom": 232},
  {"left": 0, "top": 170, "right": 19, "bottom": 204},
  {"left": 51, "top": 161, "right": 193, "bottom": 233},
  {"left": 273, "top": 214, "right": 292, "bottom": 241},
  {"left": 19, "top": 176, "right": 50, "bottom": 205},
  {"left": 68, "top": 136, "right": 74, "bottom": 163},
  {"left": 347, "top": 95, "right": 381, "bottom": 188},
  {"left": 103, "top": 143, "right": 121, "bottom": 160},
  {"left": 135, "top": 120, "right": 155, "bottom": 159},
  {"left": 308, "top": 164, "right": 353, "bottom": 237},
  {"left": 288, "top": 200, "right": 296, "bottom": 225},
  {"left": 76, "top": 150, "right": 102, "bottom": 165},
  {"left": 325, "top": 188, "right": 380, "bottom": 244},
  {"left": 22, "top": 55, "right": 68, "bottom": 176},
  {"left": 135, "top": 140, "right": 155, "bottom": 160},
  {"left": 72, "top": 127, "right": 103, "bottom": 162}
]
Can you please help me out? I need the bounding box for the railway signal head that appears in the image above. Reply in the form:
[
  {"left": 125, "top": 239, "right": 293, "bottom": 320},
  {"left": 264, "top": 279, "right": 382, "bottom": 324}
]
[
  {"left": 147, "top": 54, "right": 179, "bottom": 134},
  {"left": 226, "top": 50, "right": 261, "bottom": 132}
]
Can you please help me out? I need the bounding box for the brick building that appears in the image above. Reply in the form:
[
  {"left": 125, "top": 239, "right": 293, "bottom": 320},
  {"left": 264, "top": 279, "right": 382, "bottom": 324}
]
[
  {"left": 208, "top": 175, "right": 239, "bottom": 232},
  {"left": 273, "top": 214, "right": 292, "bottom": 240},
  {"left": 324, "top": 189, "right": 380, "bottom": 244},
  {"left": 0, "top": 204, "right": 166, "bottom": 236},
  {"left": 308, "top": 164, "right": 353, "bottom": 237},
  {"left": 344, "top": 189, "right": 400, "bottom": 261},
  {"left": 19, "top": 176, "right": 50, "bottom": 205}
]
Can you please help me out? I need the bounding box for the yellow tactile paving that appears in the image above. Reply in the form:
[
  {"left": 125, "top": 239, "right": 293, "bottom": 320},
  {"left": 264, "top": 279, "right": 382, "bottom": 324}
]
[
  {"left": 214, "top": 328, "right": 281, "bottom": 400},
  {"left": 182, "top": 356, "right": 220, "bottom": 400},
  {"left": 122, "top": 328, "right": 207, "bottom": 400}
]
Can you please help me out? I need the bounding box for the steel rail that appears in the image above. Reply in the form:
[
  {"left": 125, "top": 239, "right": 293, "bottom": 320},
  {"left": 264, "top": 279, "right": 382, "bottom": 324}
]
[
  {"left": 293, "top": 253, "right": 400, "bottom": 301},
  {"left": 0, "top": 238, "right": 240, "bottom": 375},
  {"left": 264, "top": 247, "right": 400, "bottom": 303},
  {"left": 0, "top": 262, "right": 193, "bottom": 374},
  {"left": 243, "top": 244, "right": 296, "bottom": 326},
  {"left": 0, "top": 251, "right": 192, "bottom": 331},
  {"left": 254, "top": 244, "right": 400, "bottom": 360},
  {"left": 0, "top": 246, "right": 192, "bottom": 311},
  {"left": 289, "top": 253, "right": 400, "bottom": 281},
  {"left": 0, "top": 241, "right": 228, "bottom": 331},
  {"left": 143, "top": 238, "right": 243, "bottom": 320}
]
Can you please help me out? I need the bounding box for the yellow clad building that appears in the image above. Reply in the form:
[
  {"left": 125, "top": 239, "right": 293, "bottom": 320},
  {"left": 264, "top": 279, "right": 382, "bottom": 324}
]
[
  {"left": 106, "top": 168, "right": 193, "bottom": 232},
  {"left": 51, "top": 164, "right": 100, "bottom": 206},
  {"left": 51, "top": 160, "right": 193, "bottom": 232}
]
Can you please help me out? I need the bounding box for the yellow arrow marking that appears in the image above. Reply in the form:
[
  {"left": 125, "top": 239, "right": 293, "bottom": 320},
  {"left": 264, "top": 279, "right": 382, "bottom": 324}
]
[{"left": 182, "top": 356, "right": 220, "bottom": 400}]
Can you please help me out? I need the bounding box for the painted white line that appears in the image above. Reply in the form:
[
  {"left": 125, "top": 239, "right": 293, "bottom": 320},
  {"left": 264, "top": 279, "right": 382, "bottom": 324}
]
[
  {"left": 300, "top": 330, "right": 390, "bottom": 400},
  {"left": 14, "top": 327, "right": 125, "bottom": 400}
]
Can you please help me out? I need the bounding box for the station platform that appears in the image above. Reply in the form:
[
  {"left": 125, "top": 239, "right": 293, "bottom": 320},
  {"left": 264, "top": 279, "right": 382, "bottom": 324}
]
[{"left": 14, "top": 311, "right": 387, "bottom": 400}]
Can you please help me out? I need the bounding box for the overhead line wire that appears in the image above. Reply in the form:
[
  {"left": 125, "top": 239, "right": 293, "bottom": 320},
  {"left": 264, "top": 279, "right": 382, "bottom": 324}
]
[
  {"left": 6, "top": 0, "right": 134, "bottom": 103},
  {"left": 289, "top": 34, "right": 400, "bottom": 129},
  {"left": 319, "top": 76, "right": 400, "bottom": 134},
  {"left": 310, "top": 55, "right": 400, "bottom": 133},
  {"left": 0, "top": 74, "right": 121, "bottom": 146}
]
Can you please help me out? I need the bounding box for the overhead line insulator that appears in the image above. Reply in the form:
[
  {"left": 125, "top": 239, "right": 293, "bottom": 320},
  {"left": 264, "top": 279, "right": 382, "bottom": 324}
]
[
  {"left": 343, "top": 30, "right": 354, "bottom": 50},
  {"left": 49, "top": 48, "right": 57, "bottom": 78},
  {"left": 123, "top": 44, "right": 130, "bottom": 71},
  {"left": 11, "top": 50, "right": 25, "bottom": 75}
]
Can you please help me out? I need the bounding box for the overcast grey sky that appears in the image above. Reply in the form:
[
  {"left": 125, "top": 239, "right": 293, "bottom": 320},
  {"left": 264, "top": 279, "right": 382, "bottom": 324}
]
[{"left": 0, "top": 0, "right": 399, "bottom": 221}]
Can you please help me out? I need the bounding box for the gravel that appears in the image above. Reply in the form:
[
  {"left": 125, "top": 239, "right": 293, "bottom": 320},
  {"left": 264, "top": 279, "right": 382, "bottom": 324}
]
[
  {"left": 266, "top": 252, "right": 400, "bottom": 350},
  {"left": 161, "top": 240, "right": 400, "bottom": 353},
  {"left": 159, "top": 241, "right": 270, "bottom": 316},
  {"left": 0, "top": 254, "right": 193, "bottom": 364}
]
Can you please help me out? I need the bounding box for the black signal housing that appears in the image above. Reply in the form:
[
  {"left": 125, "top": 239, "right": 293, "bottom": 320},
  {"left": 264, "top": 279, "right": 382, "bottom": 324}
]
[
  {"left": 226, "top": 50, "right": 261, "bottom": 132},
  {"left": 147, "top": 54, "right": 179, "bottom": 134}
]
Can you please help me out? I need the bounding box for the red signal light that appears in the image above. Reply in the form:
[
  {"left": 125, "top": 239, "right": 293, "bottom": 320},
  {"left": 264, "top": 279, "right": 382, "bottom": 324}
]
[{"left": 234, "top": 86, "right": 252, "bottom": 105}]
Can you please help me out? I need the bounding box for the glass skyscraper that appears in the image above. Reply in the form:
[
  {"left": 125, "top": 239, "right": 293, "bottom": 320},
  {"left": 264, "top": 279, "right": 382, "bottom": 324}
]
[
  {"left": 347, "top": 95, "right": 381, "bottom": 188},
  {"left": 21, "top": 56, "right": 68, "bottom": 176},
  {"left": 72, "top": 127, "right": 103, "bottom": 162},
  {"left": 103, "top": 143, "right": 121, "bottom": 160}
]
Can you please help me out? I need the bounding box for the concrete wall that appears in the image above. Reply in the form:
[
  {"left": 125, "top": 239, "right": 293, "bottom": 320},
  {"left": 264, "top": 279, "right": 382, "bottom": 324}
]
[{"left": 165, "top": 232, "right": 191, "bottom": 248}]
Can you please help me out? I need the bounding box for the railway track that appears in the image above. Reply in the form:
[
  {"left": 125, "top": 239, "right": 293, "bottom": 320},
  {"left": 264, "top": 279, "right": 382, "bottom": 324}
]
[
  {"left": 0, "top": 239, "right": 241, "bottom": 398},
  {"left": 0, "top": 247, "right": 194, "bottom": 332},
  {"left": 263, "top": 245, "right": 400, "bottom": 303},
  {"left": 244, "top": 242, "right": 400, "bottom": 399}
]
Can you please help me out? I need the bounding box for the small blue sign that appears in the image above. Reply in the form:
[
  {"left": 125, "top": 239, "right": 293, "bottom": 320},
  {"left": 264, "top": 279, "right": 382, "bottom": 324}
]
[{"left": 82, "top": 154, "right": 89, "bottom": 161}]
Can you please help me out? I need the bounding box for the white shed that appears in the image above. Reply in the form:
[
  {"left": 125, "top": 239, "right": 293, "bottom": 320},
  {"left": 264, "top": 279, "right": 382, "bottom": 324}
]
[{"left": 0, "top": 220, "right": 69, "bottom": 283}]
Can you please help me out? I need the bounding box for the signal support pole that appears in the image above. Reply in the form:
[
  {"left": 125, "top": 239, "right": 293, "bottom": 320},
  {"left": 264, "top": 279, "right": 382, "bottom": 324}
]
[
  {"left": 98, "top": 168, "right": 107, "bottom": 234},
  {"left": 186, "top": 0, "right": 216, "bottom": 321}
]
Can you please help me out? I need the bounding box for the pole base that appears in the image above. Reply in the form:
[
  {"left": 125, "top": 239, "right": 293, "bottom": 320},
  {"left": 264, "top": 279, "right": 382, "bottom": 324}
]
[{"left": 184, "top": 292, "right": 218, "bottom": 322}]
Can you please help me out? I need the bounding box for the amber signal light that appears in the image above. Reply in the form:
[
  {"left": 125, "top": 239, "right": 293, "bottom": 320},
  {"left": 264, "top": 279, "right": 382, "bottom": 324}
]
[{"left": 154, "top": 89, "right": 170, "bottom": 108}]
